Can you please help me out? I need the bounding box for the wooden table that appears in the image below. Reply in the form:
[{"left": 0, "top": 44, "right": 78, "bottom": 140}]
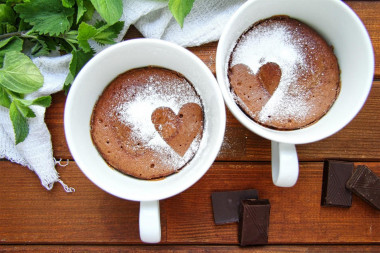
[{"left": 1, "top": 1, "right": 380, "bottom": 252}]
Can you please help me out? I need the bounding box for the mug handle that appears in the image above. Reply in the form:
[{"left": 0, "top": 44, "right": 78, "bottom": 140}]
[
  {"left": 271, "top": 141, "right": 299, "bottom": 187},
  {"left": 139, "top": 200, "right": 161, "bottom": 243}
]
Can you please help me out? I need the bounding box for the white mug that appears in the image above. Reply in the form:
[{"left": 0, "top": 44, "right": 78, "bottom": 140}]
[
  {"left": 216, "top": 0, "right": 374, "bottom": 187},
  {"left": 64, "top": 39, "right": 226, "bottom": 243}
]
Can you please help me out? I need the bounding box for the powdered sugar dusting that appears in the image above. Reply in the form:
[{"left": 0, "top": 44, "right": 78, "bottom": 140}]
[
  {"left": 115, "top": 72, "right": 203, "bottom": 168},
  {"left": 230, "top": 19, "right": 312, "bottom": 124}
]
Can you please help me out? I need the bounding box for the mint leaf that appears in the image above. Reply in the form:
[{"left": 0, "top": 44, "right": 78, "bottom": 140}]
[
  {"left": 77, "top": 21, "right": 123, "bottom": 51},
  {"left": 0, "top": 51, "right": 44, "bottom": 94},
  {"left": 30, "top": 38, "right": 50, "bottom": 57},
  {"left": 76, "top": 0, "right": 86, "bottom": 23},
  {"left": 0, "top": 86, "right": 11, "bottom": 108},
  {"left": 0, "top": 37, "right": 23, "bottom": 67},
  {"left": 82, "top": 0, "right": 95, "bottom": 22},
  {"left": 1, "top": 23, "right": 17, "bottom": 34},
  {"left": 90, "top": 0, "right": 122, "bottom": 25},
  {"left": 31, "top": 96, "right": 52, "bottom": 107},
  {"left": 15, "top": 0, "right": 75, "bottom": 36},
  {"left": 14, "top": 100, "right": 36, "bottom": 118},
  {"left": 62, "top": 0, "right": 75, "bottom": 8},
  {"left": 92, "top": 21, "right": 123, "bottom": 45},
  {"left": 18, "top": 95, "right": 52, "bottom": 107},
  {"left": 168, "top": 0, "right": 194, "bottom": 28},
  {"left": 77, "top": 22, "right": 97, "bottom": 52},
  {"left": 9, "top": 101, "right": 29, "bottom": 144},
  {"left": 0, "top": 4, "right": 17, "bottom": 24},
  {"left": 0, "top": 37, "right": 23, "bottom": 51},
  {"left": 64, "top": 49, "right": 93, "bottom": 92}
]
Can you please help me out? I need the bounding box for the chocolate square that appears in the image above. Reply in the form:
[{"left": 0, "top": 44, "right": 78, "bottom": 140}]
[
  {"left": 346, "top": 165, "right": 380, "bottom": 211},
  {"left": 321, "top": 160, "right": 354, "bottom": 207},
  {"left": 238, "top": 199, "right": 270, "bottom": 246},
  {"left": 211, "top": 189, "right": 259, "bottom": 225}
]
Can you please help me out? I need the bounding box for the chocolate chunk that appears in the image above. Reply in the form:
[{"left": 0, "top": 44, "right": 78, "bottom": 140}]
[
  {"left": 211, "top": 189, "right": 259, "bottom": 225},
  {"left": 321, "top": 160, "right": 354, "bottom": 207},
  {"left": 238, "top": 199, "right": 270, "bottom": 246},
  {"left": 346, "top": 165, "right": 380, "bottom": 210}
]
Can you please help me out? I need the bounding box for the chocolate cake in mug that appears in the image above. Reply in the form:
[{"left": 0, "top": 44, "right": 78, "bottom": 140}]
[
  {"left": 228, "top": 16, "right": 341, "bottom": 130},
  {"left": 90, "top": 67, "right": 204, "bottom": 180}
]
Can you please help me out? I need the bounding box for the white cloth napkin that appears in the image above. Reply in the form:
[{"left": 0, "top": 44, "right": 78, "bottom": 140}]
[{"left": 0, "top": 0, "right": 246, "bottom": 191}]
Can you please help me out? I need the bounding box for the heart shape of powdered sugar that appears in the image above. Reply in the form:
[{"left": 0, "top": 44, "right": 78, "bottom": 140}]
[
  {"left": 257, "top": 62, "right": 282, "bottom": 95},
  {"left": 151, "top": 103, "right": 203, "bottom": 157},
  {"left": 228, "top": 62, "right": 282, "bottom": 114}
]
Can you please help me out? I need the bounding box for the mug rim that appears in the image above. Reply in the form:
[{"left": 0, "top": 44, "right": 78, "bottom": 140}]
[
  {"left": 216, "top": 0, "right": 374, "bottom": 144},
  {"left": 64, "top": 38, "right": 226, "bottom": 201}
]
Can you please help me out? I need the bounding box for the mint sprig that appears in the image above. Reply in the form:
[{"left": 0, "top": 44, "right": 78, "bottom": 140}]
[
  {"left": 0, "top": 0, "right": 124, "bottom": 144},
  {"left": 0, "top": 0, "right": 195, "bottom": 145},
  {"left": 0, "top": 51, "right": 50, "bottom": 144}
]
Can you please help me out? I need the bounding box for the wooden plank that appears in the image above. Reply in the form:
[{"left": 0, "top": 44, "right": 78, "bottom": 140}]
[
  {"left": 165, "top": 162, "right": 380, "bottom": 244},
  {"left": 1, "top": 161, "right": 379, "bottom": 244},
  {"left": 345, "top": 1, "right": 380, "bottom": 78},
  {"left": 0, "top": 245, "right": 380, "bottom": 252},
  {"left": 47, "top": 81, "right": 380, "bottom": 161},
  {"left": 0, "top": 161, "right": 166, "bottom": 244}
]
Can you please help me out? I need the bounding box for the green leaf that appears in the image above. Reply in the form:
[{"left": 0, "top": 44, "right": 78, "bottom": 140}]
[
  {"left": 77, "top": 21, "right": 123, "bottom": 51},
  {"left": 76, "top": 0, "right": 86, "bottom": 23},
  {"left": 90, "top": 0, "right": 122, "bottom": 25},
  {"left": 31, "top": 95, "right": 51, "bottom": 107},
  {"left": 94, "top": 19, "right": 106, "bottom": 29},
  {"left": 5, "top": 0, "right": 24, "bottom": 4},
  {"left": 82, "top": 0, "right": 95, "bottom": 22},
  {"left": 62, "top": 0, "right": 75, "bottom": 8},
  {"left": 0, "top": 36, "right": 23, "bottom": 67},
  {"left": 0, "top": 86, "right": 11, "bottom": 108},
  {"left": 64, "top": 49, "right": 93, "bottom": 92},
  {"left": 14, "top": 100, "right": 36, "bottom": 118},
  {"left": 0, "top": 37, "right": 23, "bottom": 51},
  {"left": 168, "top": 0, "right": 194, "bottom": 28},
  {"left": 0, "top": 4, "right": 16, "bottom": 24},
  {"left": 77, "top": 22, "right": 97, "bottom": 52},
  {"left": 30, "top": 38, "right": 50, "bottom": 56},
  {"left": 92, "top": 21, "right": 123, "bottom": 45},
  {"left": 9, "top": 101, "right": 29, "bottom": 144},
  {"left": 17, "top": 18, "right": 31, "bottom": 32},
  {"left": 42, "top": 37, "right": 57, "bottom": 51},
  {"left": 0, "top": 51, "right": 44, "bottom": 94},
  {"left": 0, "top": 23, "right": 18, "bottom": 35},
  {"left": 14, "top": 0, "right": 75, "bottom": 36},
  {"left": 18, "top": 95, "right": 52, "bottom": 107}
]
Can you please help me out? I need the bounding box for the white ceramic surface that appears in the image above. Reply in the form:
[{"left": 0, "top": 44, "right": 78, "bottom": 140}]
[
  {"left": 64, "top": 39, "right": 226, "bottom": 242},
  {"left": 216, "top": 0, "right": 374, "bottom": 186}
]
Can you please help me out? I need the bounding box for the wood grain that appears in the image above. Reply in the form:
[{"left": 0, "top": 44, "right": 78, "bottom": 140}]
[
  {"left": 346, "top": 1, "right": 380, "bottom": 78},
  {"left": 0, "top": 245, "right": 380, "bottom": 252},
  {"left": 165, "top": 162, "right": 380, "bottom": 244},
  {"left": 1, "top": 161, "right": 379, "bottom": 244},
  {"left": 0, "top": 160, "right": 164, "bottom": 244}
]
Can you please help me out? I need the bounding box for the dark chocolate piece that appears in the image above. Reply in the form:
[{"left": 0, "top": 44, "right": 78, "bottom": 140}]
[
  {"left": 321, "top": 160, "right": 354, "bottom": 207},
  {"left": 211, "top": 189, "right": 259, "bottom": 225},
  {"left": 346, "top": 165, "right": 380, "bottom": 211},
  {"left": 238, "top": 199, "right": 270, "bottom": 246}
]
